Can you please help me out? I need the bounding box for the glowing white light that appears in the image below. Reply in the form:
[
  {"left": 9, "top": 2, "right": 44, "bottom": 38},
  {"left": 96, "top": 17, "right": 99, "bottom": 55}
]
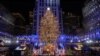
[
  {"left": 16, "top": 40, "right": 19, "bottom": 43},
  {"left": 86, "top": 40, "right": 93, "bottom": 43},
  {"left": 70, "top": 40, "right": 73, "bottom": 43},
  {"left": 86, "top": 38, "right": 89, "bottom": 40},
  {"left": 47, "top": 7, "right": 50, "bottom": 10},
  {"left": 78, "top": 40, "right": 81, "bottom": 42},
  {"left": 5, "top": 40, "right": 11, "bottom": 44}
]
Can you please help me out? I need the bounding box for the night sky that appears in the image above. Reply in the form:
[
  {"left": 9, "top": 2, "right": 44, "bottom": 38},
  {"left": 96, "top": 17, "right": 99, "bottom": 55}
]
[
  {"left": 0, "top": 0, "right": 85, "bottom": 16},
  {"left": 0, "top": 0, "right": 86, "bottom": 34}
]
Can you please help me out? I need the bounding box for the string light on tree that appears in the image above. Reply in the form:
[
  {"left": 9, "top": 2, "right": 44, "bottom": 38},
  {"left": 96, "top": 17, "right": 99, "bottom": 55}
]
[{"left": 39, "top": 7, "right": 60, "bottom": 43}]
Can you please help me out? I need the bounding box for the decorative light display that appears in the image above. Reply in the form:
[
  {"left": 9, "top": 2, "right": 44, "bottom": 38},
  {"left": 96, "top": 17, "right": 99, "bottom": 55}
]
[
  {"left": 85, "top": 39, "right": 93, "bottom": 44},
  {"left": 15, "top": 0, "right": 100, "bottom": 46},
  {"left": 16, "top": 29, "right": 100, "bottom": 43},
  {"left": 43, "top": 44, "right": 56, "bottom": 54},
  {"left": 39, "top": 8, "right": 60, "bottom": 43}
]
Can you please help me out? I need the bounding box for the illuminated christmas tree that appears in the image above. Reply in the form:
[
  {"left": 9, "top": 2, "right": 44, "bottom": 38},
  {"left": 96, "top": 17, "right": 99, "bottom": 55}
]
[{"left": 39, "top": 7, "right": 60, "bottom": 43}]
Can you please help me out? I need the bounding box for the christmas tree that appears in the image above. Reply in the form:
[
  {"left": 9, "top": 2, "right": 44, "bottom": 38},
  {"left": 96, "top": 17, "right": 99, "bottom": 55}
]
[{"left": 39, "top": 7, "right": 60, "bottom": 43}]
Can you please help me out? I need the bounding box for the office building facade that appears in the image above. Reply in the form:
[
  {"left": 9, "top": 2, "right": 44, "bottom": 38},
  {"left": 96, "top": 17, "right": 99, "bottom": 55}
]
[
  {"left": 82, "top": 0, "right": 100, "bottom": 32},
  {"left": 33, "top": 0, "right": 63, "bottom": 35}
]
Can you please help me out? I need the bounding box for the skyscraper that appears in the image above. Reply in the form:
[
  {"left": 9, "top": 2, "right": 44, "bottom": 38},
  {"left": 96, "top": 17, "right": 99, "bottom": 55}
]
[
  {"left": 82, "top": 0, "right": 100, "bottom": 32},
  {"left": 33, "top": 0, "right": 63, "bottom": 35},
  {"left": 0, "top": 4, "right": 14, "bottom": 34},
  {"left": 82, "top": 0, "right": 100, "bottom": 40}
]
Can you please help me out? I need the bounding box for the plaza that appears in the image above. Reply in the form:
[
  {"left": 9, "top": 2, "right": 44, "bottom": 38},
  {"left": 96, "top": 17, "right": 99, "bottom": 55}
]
[{"left": 0, "top": 0, "right": 100, "bottom": 56}]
